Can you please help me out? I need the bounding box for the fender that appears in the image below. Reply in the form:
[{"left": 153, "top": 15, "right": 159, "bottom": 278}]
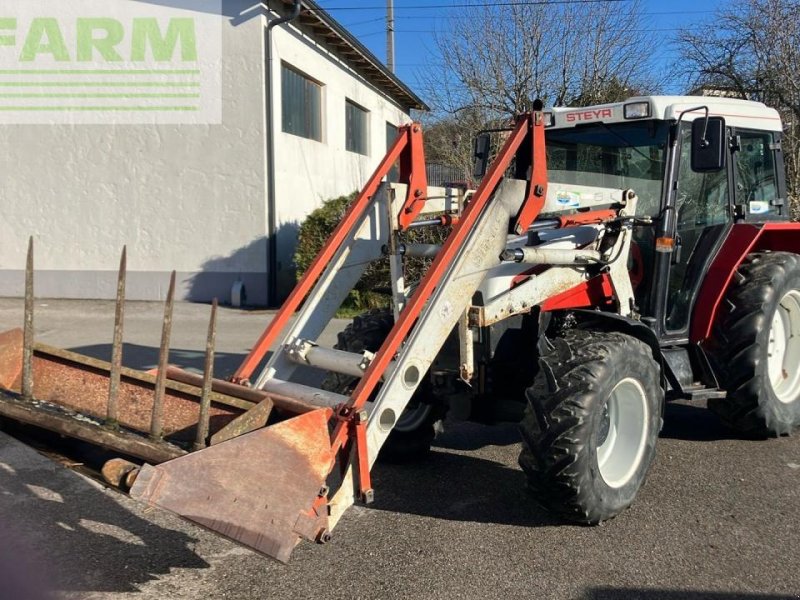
[
  {"left": 690, "top": 222, "right": 800, "bottom": 344},
  {"left": 566, "top": 309, "right": 666, "bottom": 389},
  {"left": 568, "top": 309, "right": 662, "bottom": 362}
]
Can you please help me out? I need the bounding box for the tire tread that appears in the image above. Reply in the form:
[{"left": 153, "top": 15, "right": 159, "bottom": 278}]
[
  {"left": 519, "top": 330, "right": 662, "bottom": 524},
  {"left": 706, "top": 251, "right": 800, "bottom": 436}
]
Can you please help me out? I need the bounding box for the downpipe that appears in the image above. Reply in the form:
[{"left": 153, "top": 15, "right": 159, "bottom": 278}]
[{"left": 266, "top": 0, "right": 301, "bottom": 306}]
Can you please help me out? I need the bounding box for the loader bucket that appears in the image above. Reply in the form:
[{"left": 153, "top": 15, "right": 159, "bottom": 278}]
[
  {"left": 130, "top": 407, "right": 336, "bottom": 563},
  {"left": 0, "top": 241, "right": 346, "bottom": 563},
  {"left": 0, "top": 323, "right": 343, "bottom": 562}
]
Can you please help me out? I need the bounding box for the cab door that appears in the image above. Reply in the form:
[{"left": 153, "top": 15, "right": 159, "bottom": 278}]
[{"left": 663, "top": 123, "right": 734, "bottom": 335}]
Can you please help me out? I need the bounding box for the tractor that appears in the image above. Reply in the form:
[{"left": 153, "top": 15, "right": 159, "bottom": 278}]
[{"left": 0, "top": 95, "right": 797, "bottom": 562}]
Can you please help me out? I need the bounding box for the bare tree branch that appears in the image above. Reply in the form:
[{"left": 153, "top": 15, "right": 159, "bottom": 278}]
[
  {"left": 675, "top": 0, "right": 800, "bottom": 214},
  {"left": 418, "top": 1, "right": 659, "bottom": 180}
]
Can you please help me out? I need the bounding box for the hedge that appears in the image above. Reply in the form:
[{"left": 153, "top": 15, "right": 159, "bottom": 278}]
[{"left": 293, "top": 192, "right": 449, "bottom": 312}]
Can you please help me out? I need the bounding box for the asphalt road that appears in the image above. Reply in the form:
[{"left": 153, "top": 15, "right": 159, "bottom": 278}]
[{"left": 0, "top": 299, "right": 799, "bottom": 600}]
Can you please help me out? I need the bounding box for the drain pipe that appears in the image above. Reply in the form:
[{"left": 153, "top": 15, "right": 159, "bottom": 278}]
[{"left": 266, "top": 0, "right": 301, "bottom": 306}]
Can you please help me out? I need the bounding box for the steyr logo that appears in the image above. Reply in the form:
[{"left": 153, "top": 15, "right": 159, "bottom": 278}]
[{"left": 565, "top": 108, "right": 614, "bottom": 123}]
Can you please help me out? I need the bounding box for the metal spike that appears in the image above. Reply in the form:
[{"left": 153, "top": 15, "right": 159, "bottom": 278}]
[
  {"left": 107, "top": 246, "right": 127, "bottom": 429},
  {"left": 21, "top": 236, "right": 34, "bottom": 401},
  {"left": 151, "top": 271, "right": 176, "bottom": 440},
  {"left": 194, "top": 298, "right": 218, "bottom": 451}
]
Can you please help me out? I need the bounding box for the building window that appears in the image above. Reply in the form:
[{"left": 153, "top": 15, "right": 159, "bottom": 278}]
[
  {"left": 386, "top": 122, "right": 399, "bottom": 182},
  {"left": 281, "top": 63, "right": 322, "bottom": 142},
  {"left": 386, "top": 121, "right": 398, "bottom": 149},
  {"left": 345, "top": 99, "right": 369, "bottom": 155}
]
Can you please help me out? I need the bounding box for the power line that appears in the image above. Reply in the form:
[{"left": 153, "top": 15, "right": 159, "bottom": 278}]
[
  {"left": 387, "top": 8, "right": 719, "bottom": 17},
  {"left": 334, "top": 8, "right": 719, "bottom": 30},
  {"left": 363, "top": 25, "right": 707, "bottom": 34},
  {"left": 344, "top": 16, "right": 386, "bottom": 27},
  {"left": 309, "top": 0, "right": 631, "bottom": 11}
]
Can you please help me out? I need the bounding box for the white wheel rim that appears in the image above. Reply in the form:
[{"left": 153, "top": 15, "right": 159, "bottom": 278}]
[
  {"left": 768, "top": 289, "right": 800, "bottom": 404},
  {"left": 596, "top": 377, "right": 649, "bottom": 489}
]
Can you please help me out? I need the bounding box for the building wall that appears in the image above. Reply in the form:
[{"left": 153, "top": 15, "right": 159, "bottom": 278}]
[
  {"left": 0, "top": 0, "right": 270, "bottom": 303},
  {"left": 0, "top": 0, "right": 412, "bottom": 305},
  {"left": 269, "top": 20, "right": 410, "bottom": 297}
]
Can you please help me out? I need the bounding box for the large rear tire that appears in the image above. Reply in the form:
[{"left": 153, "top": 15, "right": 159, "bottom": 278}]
[
  {"left": 322, "top": 308, "right": 442, "bottom": 462},
  {"left": 706, "top": 251, "right": 800, "bottom": 436},
  {"left": 519, "top": 330, "right": 663, "bottom": 524}
]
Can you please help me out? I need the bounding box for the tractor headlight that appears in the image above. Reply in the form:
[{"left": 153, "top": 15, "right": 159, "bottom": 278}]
[{"left": 624, "top": 102, "right": 651, "bottom": 119}]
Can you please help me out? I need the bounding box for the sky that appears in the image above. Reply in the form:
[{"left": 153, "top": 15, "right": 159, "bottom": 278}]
[{"left": 311, "top": 0, "right": 728, "bottom": 109}]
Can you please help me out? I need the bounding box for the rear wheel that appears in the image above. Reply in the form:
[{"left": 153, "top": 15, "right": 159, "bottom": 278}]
[
  {"left": 707, "top": 251, "right": 800, "bottom": 436},
  {"left": 322, "top": 308, "right": 442, "bottom": 461},
  {"left": 519, "top": 330, "right": 663, "bottom": 523}
]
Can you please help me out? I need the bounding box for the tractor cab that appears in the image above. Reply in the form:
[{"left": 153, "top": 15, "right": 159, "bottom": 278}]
[{"left": 544, "top": 96, "right": 788, "bottom": 339}]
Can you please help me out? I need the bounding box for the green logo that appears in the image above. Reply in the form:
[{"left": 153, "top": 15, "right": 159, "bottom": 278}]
[
  {"left": 0, "top": 1, "right": 221, "bottom": 124},
  {"left": 0, "top": 17, "right": 197, "bottom": 62}
]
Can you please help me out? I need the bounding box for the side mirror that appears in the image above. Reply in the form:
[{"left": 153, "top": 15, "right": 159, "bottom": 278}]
[
  {"left": 473, "top": 133, "right": 491, "bottom": 178},
  {"left": 691, "top": 116, "right": 726, "bottom": 172}
]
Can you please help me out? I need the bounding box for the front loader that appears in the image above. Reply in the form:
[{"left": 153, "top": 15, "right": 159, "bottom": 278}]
[{"left": 1, "top": 95, "right": 799, "bottom": 562}]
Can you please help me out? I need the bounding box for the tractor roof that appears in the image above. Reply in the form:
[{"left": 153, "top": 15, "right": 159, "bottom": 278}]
[{"left": 549, "top": 95, "right": 783, "bottom": 132}]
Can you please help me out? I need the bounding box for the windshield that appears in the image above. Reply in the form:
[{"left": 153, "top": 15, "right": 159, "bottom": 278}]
[{"left": 545, "top": 121, "right": 669, "bottom": 216}]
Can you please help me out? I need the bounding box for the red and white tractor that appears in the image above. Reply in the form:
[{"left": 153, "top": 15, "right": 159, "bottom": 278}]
[{"left": 1, "top": 95, "right": 797, "bottom": 563}]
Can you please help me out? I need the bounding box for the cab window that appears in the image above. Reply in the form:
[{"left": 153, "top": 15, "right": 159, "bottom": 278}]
[
  {"left": 545, "top": 121, "right": 668, "bottom": 217},
  {"left": 674, "top": 125, "right": 730, "bottom": 230},
  {"left": 735, "top": 130, "right": 779, "bottom": 217}
]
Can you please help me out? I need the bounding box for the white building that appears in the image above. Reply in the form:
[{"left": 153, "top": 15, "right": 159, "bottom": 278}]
[{"left": 0, "top": 0, "right": 427, "bottom": 305}]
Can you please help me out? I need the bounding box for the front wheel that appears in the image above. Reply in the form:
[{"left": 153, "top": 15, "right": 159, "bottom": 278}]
[
  {"left": 322, "top": 308, "right": 443, "bottom": 462},
  {"left": 519, "top": 330, "right": 663, "bottom": 524}
]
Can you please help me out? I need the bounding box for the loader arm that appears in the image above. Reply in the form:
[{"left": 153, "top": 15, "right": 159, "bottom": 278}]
[
  {"left": 0, "top": 107, "right": 633, "bottom": 564},
  {"left": 129, "top": 110, "right": 568, "bottom": 559}
]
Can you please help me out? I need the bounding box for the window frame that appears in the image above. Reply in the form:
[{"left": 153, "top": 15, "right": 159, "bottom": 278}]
[
  {"left": 345, "top": 98, "right": 370, "bottom": 156},
  {"left": 280, "top": 61, "right": 324, "bottom": 143}
]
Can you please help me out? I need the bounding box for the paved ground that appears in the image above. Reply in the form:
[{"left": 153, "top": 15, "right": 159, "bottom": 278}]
[{"left": 0, "top": 299, "right": 799, "bottom": 600}]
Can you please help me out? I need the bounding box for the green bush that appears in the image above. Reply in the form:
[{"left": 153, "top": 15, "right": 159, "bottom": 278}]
[
  {"left": 294, "top": 192, "right": 452, "bottom": 312},
  {"left": 294, "top": 192, "right": 390, "bottom": 310}
]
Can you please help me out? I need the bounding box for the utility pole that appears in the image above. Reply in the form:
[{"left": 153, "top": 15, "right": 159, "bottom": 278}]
[{"left": 386, "top": 0, "right": 395, "bottom": 73}]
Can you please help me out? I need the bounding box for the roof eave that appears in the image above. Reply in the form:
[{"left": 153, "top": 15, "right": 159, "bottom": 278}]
[{"left": 277, "top": 0, "right": 429, "bottom": 112}]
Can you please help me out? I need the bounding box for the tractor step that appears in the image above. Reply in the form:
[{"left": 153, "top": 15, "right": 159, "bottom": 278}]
[{"left": 680, "top": 384, "right": 727, "bottom": 401}]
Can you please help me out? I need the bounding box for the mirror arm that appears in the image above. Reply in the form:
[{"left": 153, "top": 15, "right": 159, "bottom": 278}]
[
  {"left": 677, "top": 105, "right": 710, "bottom": 144},
  {"left": 698, "top": 108, "right": 711, "bottom": 148}
]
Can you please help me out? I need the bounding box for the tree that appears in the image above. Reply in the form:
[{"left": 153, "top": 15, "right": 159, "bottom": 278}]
[
  {"left": 676, "top": 0, "right": 800, "bottom": 217},
  {"left": 419, "top": 0, "right": 658, "bottom": 180},
  {"left": 421, "top": 107, "right": 485, "bottom": 185},
  {"left": 422, "top": 0, "right": 657, "bottom": 116}
]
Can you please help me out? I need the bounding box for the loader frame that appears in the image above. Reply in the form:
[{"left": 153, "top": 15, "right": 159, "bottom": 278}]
[
  {"left": 126, "top": 106, "right": 644, "bottom": 560},
  {"left": 225, "top": 109, "right": 634, "bottom": 500}
]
